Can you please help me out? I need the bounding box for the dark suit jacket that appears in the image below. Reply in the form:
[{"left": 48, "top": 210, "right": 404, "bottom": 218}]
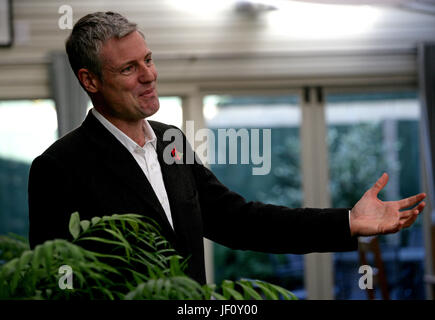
[{"left": 28, "top": 111, "right": 357, "bottom": 284}]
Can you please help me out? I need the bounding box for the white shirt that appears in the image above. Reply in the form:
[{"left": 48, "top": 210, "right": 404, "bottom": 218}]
[{"left": 91, "top": 108, "right": 174, "bottom": 229}]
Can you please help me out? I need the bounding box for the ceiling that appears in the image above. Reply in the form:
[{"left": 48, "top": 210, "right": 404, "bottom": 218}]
[
  {"left": 1, "top": 0, "right": 434, "bottom": 99},
  {"left": 293, "top": 0, "right": 435, "bottom": 14}
]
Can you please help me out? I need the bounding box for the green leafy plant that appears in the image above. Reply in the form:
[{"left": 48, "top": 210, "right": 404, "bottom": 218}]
[
  {"left": 0, "top": 212, "right": 296, "bottom": 300},
  {"left": 0, "top": 233, "right": 29, "bottom": 266},
  {"left": 328, "top": 122, "right": 391, "bottom": 208}
]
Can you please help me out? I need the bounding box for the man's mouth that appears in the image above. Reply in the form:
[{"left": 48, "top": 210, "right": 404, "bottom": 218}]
[{"left": 139, "top": 88, "right": 155, "bottom": 98}]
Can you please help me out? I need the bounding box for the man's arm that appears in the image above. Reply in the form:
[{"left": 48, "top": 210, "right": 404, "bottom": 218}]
[
  {"left": 28, "top": 154, "right": 75, "bottom": 249},
  {"left": 189, "top": 157, "right": 357, "bottom": 254}
]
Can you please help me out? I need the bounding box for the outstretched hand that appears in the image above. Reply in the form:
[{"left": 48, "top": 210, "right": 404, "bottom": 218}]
[{"left": 349, "top": 173, "right": 426, "bottom": 237}]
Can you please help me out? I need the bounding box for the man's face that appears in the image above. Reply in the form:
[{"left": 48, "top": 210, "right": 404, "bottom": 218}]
[{"left": 96, "top": 31, "right": 159, "bottom": 121}]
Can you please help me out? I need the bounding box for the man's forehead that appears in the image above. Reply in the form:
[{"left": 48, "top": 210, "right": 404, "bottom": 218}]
[{"left": 100, "top": 31, "right": 150, "bottom": 66}]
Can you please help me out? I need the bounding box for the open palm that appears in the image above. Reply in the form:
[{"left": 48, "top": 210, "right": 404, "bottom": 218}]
[{"left": 349, "top": 173, "right": 426, "bottom": 237}]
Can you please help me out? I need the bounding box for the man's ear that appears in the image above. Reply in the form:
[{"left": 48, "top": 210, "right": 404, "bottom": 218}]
[{"left": 77, "top": 68, "right": 100, "bottom": 93}]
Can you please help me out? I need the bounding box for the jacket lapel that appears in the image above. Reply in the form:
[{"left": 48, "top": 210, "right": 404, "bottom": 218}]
[
  {"left": 153, "top": 125, "right": 186, "bottom": 233},
  {"left": 152, "top": 123, "right": 204, "bottom": 263},
  {"left": 80, "top": 112, "right": 176, "bottom": 236}
]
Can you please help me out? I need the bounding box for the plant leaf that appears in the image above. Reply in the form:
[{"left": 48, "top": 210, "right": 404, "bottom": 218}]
[
  {"left": 237, "top": 280, "right": 263, "bottom": 300},
  {"left": 69, "top": 212, "right": 81, "bottom": 240},
  {"left": 91, "top": 217, "right": 101, "bottom": 226},
  {"left": 80, "top": 220, "right": 90, "bottom": 233},
  {"left": 255, "top": 281, "right": 279, "bottom": 300}
]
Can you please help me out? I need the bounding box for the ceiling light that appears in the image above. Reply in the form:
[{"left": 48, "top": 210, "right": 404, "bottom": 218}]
[{"left": 266, "top": 1, "right": 381, "bottom": 39}]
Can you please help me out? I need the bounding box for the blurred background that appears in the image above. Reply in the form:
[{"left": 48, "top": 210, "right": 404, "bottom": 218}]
[{"left": 0, "top": 0, "right": 434, "bottom": 300}]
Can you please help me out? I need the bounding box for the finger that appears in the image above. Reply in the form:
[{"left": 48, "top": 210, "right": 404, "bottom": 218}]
[
  {"left": 401, "top": 211, "right": 420, "bottom": 228},
  {"left": 399, "top": 201, "right": 425, "bottom": 220},
  {"left": 397, "top": 194, "right": 427, "bottom": 210},
  {"left": 414, "top": 201, "right": 426, "bottom": 213},
  {"left": 399, "top": 208, "right": 419, "bottom": 221},
  {"left": 401, "top": 216, "right": 417, "bottom": 229},
  {"left": 371, "top": 172, "right": 389, "bottom": 196}
]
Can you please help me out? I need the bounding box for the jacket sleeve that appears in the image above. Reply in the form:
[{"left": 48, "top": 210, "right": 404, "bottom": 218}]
[
  {"left": 28, "top": 153, "right": 75, "bottom": 249},
  {"left": 186, "top": 142, "right": 358, "bottom": 254}
]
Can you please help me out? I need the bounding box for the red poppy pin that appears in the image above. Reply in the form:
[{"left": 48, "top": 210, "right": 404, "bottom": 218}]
[{"left": 171, "top": 147, "right": 183, "bottom": 161}]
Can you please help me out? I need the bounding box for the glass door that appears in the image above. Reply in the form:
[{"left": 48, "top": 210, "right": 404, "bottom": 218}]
[
  {"left": 324, "top": 91, "right": 424, "bottom": 299},
  {"left": 0, "top": 99, "right": 58, "bottom": 238},
  {"left": 203, "top": 93, "right": 306, "bottom": 298}
]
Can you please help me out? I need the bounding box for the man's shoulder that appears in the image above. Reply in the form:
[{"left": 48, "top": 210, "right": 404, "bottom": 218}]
[{"left": 40, "top": 125, "right": 87, "bottom": 159}]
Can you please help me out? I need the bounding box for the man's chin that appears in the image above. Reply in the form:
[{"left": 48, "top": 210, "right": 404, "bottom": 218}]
[{"left": 140, "top": 104, "right": 160, "bottom": 119}]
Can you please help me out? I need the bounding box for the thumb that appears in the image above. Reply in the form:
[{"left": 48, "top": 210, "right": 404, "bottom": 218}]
[{"left": 371, "top": 172, "right": 389, "bottom": 196}]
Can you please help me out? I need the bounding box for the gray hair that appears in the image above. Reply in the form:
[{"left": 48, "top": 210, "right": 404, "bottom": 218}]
[{"left": 65, "top": 11, "right": 142, "bottom": 80}]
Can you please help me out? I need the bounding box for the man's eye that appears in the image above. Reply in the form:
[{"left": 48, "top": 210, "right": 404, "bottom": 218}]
[
  {"left": 121, "top": 65, "right": 135, "bottom": 74},
  {"left": 145, "top": 58, "right": 153, "bottom": 64}
]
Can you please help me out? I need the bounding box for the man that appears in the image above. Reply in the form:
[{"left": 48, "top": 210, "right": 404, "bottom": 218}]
[{"left": 28, "top": 12, "right": 426, "bottom": 285}]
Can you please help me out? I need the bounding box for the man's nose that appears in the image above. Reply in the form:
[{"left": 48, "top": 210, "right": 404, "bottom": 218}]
[{"left": 138, "top": 63, "right": 156, "bottom": 83}]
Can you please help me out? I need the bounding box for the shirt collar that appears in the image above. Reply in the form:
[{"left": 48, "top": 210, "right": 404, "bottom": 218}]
[{"left": 91, "top": 108, "right": 157, "bottom": 152}]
